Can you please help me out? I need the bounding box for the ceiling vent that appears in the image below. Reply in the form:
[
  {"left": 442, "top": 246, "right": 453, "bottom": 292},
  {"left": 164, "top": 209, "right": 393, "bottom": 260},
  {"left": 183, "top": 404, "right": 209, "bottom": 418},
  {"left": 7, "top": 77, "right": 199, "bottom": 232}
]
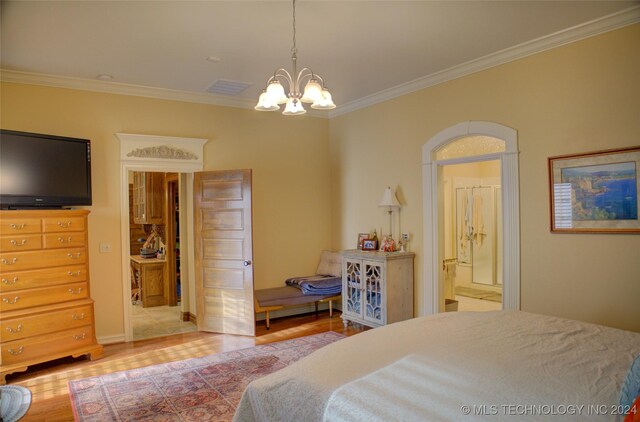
[{"left": 206, "top": 79, "right": 253, "bottom": 96}]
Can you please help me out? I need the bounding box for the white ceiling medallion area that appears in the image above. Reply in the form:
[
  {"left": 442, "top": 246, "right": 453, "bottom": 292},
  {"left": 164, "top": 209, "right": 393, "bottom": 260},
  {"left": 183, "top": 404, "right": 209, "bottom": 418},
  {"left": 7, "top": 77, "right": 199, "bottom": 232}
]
[{"left": 1, "top": 7, "right": 638, "bottom": 119}]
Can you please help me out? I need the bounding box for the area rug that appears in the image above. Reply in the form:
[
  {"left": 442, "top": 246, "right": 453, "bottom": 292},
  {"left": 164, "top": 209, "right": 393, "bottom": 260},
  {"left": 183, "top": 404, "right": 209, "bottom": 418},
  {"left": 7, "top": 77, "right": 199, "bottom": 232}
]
[
  {"left": 455, "top": 285, "right": 502, "bottom": 303},
  {"left": 69, "top": 331, "right": 345, "bottom": 421}
]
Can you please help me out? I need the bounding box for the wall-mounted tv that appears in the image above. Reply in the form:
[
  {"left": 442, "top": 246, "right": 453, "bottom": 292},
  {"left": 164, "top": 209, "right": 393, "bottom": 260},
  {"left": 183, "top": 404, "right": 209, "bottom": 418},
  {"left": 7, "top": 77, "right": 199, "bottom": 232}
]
[{"left": 0, "top": 129, "right": 92, "bottom": 209}]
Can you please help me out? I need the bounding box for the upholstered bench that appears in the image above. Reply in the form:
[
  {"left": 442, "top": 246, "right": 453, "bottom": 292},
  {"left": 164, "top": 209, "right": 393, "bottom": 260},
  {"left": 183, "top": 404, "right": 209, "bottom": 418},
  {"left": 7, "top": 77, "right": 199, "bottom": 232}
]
[
  {"left": 254, "top": 286, "right": 341, "bottom": 329},
  {"left": 254, "top": 250, "right": 342, "bottom": 329}
]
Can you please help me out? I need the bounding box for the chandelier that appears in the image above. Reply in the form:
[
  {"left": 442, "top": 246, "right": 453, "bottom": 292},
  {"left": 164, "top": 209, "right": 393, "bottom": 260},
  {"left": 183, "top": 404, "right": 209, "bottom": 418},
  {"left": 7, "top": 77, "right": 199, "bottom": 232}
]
[{"left": 254, "top": 0, "right": 335, "bottom": 115}]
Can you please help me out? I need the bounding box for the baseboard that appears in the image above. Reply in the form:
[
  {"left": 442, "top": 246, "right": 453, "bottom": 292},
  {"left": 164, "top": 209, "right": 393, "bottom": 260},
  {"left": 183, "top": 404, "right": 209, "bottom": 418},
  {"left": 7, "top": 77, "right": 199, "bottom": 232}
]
[
  {"left": 188, "top": 312, "right": 196, "bottom": 323},
  {"left": 97, "top": 334, "right": 126, "bottom": 345},
  {"left": 255, "top": 302, "right": 342, "bottom": 321},
  {"left": 181, "top": 311, "right": 191, "bottom": 322}
]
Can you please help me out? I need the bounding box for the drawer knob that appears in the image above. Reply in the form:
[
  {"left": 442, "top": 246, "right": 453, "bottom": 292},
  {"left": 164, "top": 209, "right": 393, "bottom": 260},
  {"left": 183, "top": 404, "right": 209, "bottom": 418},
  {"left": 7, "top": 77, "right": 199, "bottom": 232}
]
[
  {"left": 8, "top": 346, "right": 24, "bottom": 355},
  {"left": 9, "top": 223, "right": 26, "bottom": 230},
  {"left": 6, "top": 324, "right": 23, "bottom": 333},
  {"left": 68, "top": 271, "right": 81, "bottom": 277},
  {"left": 58, "top": 221, "right": 72, "bottom": 228},
  {"left": 9, "top": 239, "right": 27, "bottom": 246},
  {"left": 73, "top": 333, "right": 86, "bottom": 341},
  {"left": 1, "top": 277, "right": 18, "bottom": 285},
  {"left": 67, "top": 252, "right": 82, "bottom": 259},
  {"left": 68, "top": 288, "right": 83, "bottom": 295},
  {"left": 58, "top": 236, "right": 73, "bottom": 243},
  {"left": 2, "top": 296, "right": 20, "bottom": 305},
  {"left": 1, "top": 258, "right": 18, "bottom": 265},
  {"left": 72, "top": 313, "right": 85, "bottom": 320}
]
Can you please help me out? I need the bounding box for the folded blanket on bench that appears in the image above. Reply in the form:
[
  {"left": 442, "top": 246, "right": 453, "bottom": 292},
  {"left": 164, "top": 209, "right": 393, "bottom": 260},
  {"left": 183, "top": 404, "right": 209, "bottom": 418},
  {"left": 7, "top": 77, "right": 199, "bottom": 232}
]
[{"left": 286, "top": 275, "right": 342, "bottom": 296}]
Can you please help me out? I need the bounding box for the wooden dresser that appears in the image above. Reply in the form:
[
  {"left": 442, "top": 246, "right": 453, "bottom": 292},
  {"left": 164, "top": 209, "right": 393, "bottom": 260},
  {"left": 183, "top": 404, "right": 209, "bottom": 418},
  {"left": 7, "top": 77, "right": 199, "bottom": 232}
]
[{"left": 0, "top": 209, "right": 103, "bottom": 384}]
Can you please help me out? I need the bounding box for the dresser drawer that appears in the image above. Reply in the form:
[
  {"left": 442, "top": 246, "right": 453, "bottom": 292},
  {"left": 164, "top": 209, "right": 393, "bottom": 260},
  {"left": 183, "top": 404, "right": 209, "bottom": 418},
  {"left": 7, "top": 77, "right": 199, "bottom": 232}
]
[
  {"left": 1, "top": 325, "right": 93, "bottom": 365},
  {"left": 0, "top": 264, "right": 87, "bottom": 292},
  {"left": 0, "top": 234, "right": 43, "bottom": 252},
  {"left": 0, "top": 303, "right": 93, "bottom": 342},
  {"left": 0, "top": 218, "right": 42, "bottom": 235},
  {"left": 43, "top": 233, "right": 86, "bottom": 249},
  {"left": 43, "top": 217, "right": 85, "bottom": 233},
  {"left": 1, "top": 282, "right": 88, "bottom": 312},
  {"left": 0, "top": 247, "right": 86, "bottom": 272}
]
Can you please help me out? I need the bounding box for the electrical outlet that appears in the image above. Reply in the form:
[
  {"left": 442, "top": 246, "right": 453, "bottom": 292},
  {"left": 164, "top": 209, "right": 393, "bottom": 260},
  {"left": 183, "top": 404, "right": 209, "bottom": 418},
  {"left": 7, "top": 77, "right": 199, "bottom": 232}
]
[
  {"left": 401, "top": 233, "right": 409, "bottom": 241},
  {"left": 99, "top": 242, "right": 111, "bottom": 253}
]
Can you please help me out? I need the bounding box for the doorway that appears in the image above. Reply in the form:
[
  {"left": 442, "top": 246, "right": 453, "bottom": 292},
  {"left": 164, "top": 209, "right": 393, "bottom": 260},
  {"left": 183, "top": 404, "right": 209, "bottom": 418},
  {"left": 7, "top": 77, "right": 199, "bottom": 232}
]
[
  {"left": 422, "top": 121, "right": 520, "bottom": 315},
  {"left": 128, "top": 171, "right": 196, "bottom": 341},
  {"left": 442, "top": 160, "right": 503, "bottom": 312},
  {"left": 117, "top": 133, "right": 206, "bottom": 342},
  {"left": 118, "top": 132, "right": 256, "bottom": 341}
]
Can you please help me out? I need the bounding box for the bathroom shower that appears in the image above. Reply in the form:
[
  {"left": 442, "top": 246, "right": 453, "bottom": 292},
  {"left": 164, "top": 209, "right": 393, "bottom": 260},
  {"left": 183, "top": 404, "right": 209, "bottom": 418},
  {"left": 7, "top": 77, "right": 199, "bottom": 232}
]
[{"left": 456, "top": 185, "right": 503, "bottom": 287}]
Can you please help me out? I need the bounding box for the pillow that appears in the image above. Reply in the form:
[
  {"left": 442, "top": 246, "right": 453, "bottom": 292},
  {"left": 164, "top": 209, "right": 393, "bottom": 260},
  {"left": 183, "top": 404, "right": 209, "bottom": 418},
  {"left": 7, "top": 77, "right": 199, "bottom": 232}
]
[
  {"left": 623, "top": 396, "right": 640, "bottom": 422},
  {"left": 621, "top": 354, "right": 640, "bottom": 409},
  {"left": 316, "top": 250, "right": 342, "bottom": 277}
]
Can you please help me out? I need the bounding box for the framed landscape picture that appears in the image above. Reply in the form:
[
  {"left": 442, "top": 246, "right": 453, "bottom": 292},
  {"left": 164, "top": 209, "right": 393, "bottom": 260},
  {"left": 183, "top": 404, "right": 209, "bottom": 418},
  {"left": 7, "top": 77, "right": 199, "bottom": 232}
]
[{"left": 548, "top": 146, "right": 640, "bottom": 233}]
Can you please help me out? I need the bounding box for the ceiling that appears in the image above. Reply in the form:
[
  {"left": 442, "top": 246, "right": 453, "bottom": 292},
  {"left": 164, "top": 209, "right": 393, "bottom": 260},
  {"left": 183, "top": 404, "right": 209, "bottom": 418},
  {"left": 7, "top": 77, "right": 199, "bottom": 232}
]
[{"left": 1, "top": 1, "right": 639, "bottom": 116}]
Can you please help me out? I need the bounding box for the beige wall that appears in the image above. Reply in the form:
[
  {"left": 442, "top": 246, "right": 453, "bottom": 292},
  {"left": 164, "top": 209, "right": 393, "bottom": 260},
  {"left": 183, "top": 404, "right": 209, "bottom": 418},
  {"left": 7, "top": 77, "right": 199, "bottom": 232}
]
[
  {"left": 329, "top": 24, "right": 640, "bottom": 332},
  {"left": 2, "top": 24, "right": 638, "bottom": 337},
  {"left": 0, "top": 84, "right": 332, "bottom": 340}
]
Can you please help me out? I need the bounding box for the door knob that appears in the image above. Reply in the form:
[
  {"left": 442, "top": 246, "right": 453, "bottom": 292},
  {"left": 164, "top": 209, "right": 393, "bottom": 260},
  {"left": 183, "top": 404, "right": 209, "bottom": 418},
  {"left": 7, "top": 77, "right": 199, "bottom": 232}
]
[{"left": 243, "top": 260, "right": 252, "bottom": 267}]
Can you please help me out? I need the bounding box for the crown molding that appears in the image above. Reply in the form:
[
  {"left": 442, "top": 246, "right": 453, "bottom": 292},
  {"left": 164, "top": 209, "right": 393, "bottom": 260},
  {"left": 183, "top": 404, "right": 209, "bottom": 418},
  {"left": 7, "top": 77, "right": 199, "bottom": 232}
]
[
  {"left": 0, "top": 69, "right": 329, "bottom": 118},
  {"left": 1, "top": 5, "right": 637, "bottom": 120},
  {"left": 328, "top": 5, "right": 640, "bottom": 118}
]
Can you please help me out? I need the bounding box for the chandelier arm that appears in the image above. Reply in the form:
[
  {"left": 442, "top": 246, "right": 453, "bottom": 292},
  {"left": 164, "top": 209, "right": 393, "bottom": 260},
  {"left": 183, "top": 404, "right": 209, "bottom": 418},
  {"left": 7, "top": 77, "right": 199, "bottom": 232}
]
[
  {"left": 268, "top": 69, "right": 295, "bottom": 89},
  {"left": 296, "top": 67, "right": 328, "bottom": 93},
  {"left": 303, "top": 70, "right": 327, "bottom": 88}
]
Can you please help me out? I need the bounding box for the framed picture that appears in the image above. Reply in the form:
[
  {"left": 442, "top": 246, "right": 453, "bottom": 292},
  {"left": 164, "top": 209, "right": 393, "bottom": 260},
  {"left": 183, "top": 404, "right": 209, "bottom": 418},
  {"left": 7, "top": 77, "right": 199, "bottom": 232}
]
[
  {"left": 362, "top": 239, "right": 378, "bottom": 251},
  {"left": 357, "top": 233, "right": 369, "bottom": 250},
  {"left": 548, "top": 146, "right": 640, "bottom": 233}
]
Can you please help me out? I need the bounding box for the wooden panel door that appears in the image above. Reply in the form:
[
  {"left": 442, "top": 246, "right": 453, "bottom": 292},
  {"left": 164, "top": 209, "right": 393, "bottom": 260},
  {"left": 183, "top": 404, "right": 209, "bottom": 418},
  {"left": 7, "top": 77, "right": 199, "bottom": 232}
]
[
  {"left": 194, "top": 170, "right": 254, "bottom": 336},
  {"left": 147, "top": 172, "right": 164, "bottom": 224}
]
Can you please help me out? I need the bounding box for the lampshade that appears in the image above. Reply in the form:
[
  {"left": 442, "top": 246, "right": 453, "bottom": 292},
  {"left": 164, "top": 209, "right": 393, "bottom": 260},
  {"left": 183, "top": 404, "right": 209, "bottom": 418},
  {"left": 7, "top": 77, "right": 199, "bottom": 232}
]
[
  {"left": 311, "top": 89, "right": 336, "bottom": 110},
  {"left": 301, "top": 79, "right": 323, "bottom": 103},
  {"left": 254, "top": 90, "right": 280, "bottom": 111},
  {"left": 266, "top": 80, "right": 288, "bottom": 105},
  {"left": 282, "top": 98, "right": 307, "bottom": 115},
  {"left": 378, "top": 187, "right": 400, "bottom": 208}
]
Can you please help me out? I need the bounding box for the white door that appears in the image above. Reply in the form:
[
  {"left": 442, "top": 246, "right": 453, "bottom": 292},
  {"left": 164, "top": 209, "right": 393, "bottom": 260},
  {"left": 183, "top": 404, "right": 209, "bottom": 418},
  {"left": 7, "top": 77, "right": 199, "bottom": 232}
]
[{"left": 194, "top": 169, "right": 255, "bottom": 336}]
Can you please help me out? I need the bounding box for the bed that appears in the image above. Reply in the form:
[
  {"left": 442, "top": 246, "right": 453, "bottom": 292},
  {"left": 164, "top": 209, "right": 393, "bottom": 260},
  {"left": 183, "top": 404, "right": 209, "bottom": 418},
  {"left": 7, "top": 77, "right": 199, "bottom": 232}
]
[{"left": 234, "top": 311, "right": 640, "bottom": 421}]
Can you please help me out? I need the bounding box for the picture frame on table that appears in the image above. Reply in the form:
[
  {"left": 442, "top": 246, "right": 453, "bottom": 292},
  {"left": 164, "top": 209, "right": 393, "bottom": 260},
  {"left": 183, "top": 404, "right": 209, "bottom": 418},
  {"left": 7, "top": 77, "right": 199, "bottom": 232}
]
[
  {"left": 357, "top": 233, "right": 369, "bottom": 250},
  {"left": 548, "top": 146, "right": 640, "bottom": 233},
  {"left": 362, "top": 239, "right": 378, "bottom": 251}
]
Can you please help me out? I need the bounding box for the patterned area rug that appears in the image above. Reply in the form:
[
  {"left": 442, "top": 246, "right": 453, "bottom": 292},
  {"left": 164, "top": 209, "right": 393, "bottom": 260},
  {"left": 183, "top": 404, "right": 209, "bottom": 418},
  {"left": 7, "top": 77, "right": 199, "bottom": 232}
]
[{"left": 68, "top": 332, "right": 345, "bottom": 421}]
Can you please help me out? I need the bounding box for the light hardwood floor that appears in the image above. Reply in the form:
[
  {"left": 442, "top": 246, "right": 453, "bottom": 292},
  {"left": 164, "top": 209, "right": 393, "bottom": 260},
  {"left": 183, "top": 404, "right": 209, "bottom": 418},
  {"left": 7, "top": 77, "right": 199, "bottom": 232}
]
[{"left": 6, "top": 311, "right": 366, "bottom": 421}]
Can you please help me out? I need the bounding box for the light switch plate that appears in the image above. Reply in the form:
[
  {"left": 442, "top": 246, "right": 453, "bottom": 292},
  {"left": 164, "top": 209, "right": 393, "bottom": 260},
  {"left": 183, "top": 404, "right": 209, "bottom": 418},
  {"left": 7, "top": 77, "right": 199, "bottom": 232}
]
[{"left": 99, "top": 243, "right": 111, "bottom": 253}]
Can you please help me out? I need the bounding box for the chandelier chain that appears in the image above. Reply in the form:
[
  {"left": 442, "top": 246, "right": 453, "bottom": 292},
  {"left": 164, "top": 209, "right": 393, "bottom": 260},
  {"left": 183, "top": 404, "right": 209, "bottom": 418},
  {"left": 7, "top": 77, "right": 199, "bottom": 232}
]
[{"left": 291, "top": 0, "right": 297, "bottom": 55}]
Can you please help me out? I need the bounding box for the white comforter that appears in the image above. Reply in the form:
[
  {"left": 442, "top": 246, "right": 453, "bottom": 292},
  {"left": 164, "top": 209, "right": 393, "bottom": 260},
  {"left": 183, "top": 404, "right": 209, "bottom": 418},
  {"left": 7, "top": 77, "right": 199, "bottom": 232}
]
[{"left": 234, "top": 311, "right": 640, "bottom": 422}]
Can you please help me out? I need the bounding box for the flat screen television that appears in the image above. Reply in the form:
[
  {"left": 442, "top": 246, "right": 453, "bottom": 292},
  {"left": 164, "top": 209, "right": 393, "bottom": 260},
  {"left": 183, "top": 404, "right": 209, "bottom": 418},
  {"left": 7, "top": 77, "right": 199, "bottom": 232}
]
[{"left": 0, "top": 129, "right": 92, "bottom": 209}]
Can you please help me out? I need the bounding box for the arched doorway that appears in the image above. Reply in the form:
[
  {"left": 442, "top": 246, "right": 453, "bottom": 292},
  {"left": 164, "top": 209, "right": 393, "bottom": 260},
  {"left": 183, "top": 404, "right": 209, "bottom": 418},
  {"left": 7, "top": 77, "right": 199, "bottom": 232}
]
[{"left": 422, "top": 121, "right": 520, "bottom": 314}]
